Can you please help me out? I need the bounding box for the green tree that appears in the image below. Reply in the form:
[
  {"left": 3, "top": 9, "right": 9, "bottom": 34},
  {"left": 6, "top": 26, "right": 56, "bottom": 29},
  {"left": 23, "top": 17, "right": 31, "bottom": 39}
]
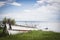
[
  {"left": 7, "top": 18, "right": 16, "bottom": 30},
  {"left": 7, "top": 18, "right": 12, "bottom": 30},
  {"left": 11, "top": 19, "right": 16, "bottom": 25},
  {"left": 2, "top": 17, "right": 7, "bottom": 34}
]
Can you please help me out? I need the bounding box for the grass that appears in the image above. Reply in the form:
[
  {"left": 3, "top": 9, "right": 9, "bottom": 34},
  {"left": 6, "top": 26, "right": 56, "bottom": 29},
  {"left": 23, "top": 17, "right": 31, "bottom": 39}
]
[{"left": 0, "top": 30, "right": 60, "bottom": 40}]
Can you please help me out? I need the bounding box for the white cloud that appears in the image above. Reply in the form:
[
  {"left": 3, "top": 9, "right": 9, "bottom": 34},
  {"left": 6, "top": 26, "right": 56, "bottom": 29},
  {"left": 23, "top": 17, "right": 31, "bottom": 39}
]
[
  {"left": 0, "top": 2, "right": 6, "bottom": 7},
  {"left": 7, "top": 0, "right": 15, "bottom": 2},
  {"left": 0, "top": 0, "right": 60, "bottom": 21},
  {"left": 10, "top": 2, "right": 21, "bottom": 6},
  {"left": 34, "top": 0, "right": 60, "bottom": 7},
  {"left": 32, "top": 0, "right": 60, "bottom": 21},
  {"left": 24, "top": 10, "right": 31, "bottom": 12},
  {"left": 0, "top": 0, "right": 21, "bottom": 7}
]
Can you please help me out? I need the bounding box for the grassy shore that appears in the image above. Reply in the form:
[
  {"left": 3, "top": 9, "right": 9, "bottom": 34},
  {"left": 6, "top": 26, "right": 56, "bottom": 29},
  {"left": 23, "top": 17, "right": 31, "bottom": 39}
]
[{"left": 0, "top": 30, "right": 60, "bottom": 40}]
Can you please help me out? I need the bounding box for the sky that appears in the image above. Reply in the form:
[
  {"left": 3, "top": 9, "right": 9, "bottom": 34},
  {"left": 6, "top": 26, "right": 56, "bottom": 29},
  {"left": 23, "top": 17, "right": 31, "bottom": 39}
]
[{"left": 0, "top": 0, "right": 60, "bottom": 22}]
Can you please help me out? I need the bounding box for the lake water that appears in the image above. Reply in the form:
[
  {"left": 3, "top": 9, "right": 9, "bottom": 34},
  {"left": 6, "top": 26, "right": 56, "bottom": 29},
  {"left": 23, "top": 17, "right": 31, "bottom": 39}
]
[{"left": 16, "top": 21, "right": 60, "bottom": 32}]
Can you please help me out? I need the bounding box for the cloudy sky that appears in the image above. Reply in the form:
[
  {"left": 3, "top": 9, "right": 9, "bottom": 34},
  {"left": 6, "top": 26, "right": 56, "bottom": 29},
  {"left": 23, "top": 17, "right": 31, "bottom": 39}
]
[{"left": 0, "top": 0, "right": 60, "bottom": 21}]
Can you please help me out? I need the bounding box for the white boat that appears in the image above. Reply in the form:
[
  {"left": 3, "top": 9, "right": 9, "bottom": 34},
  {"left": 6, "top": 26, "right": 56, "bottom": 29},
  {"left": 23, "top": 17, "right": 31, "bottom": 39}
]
[{"left": 6, "top": 24, "right": 38, "bottom": 35}]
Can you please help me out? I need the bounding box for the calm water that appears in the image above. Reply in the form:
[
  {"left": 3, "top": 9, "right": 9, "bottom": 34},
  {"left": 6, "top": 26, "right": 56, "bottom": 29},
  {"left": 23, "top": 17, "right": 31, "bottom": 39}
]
[{"left": 16, "top": 21, "right": 60, "bottom": 32}]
